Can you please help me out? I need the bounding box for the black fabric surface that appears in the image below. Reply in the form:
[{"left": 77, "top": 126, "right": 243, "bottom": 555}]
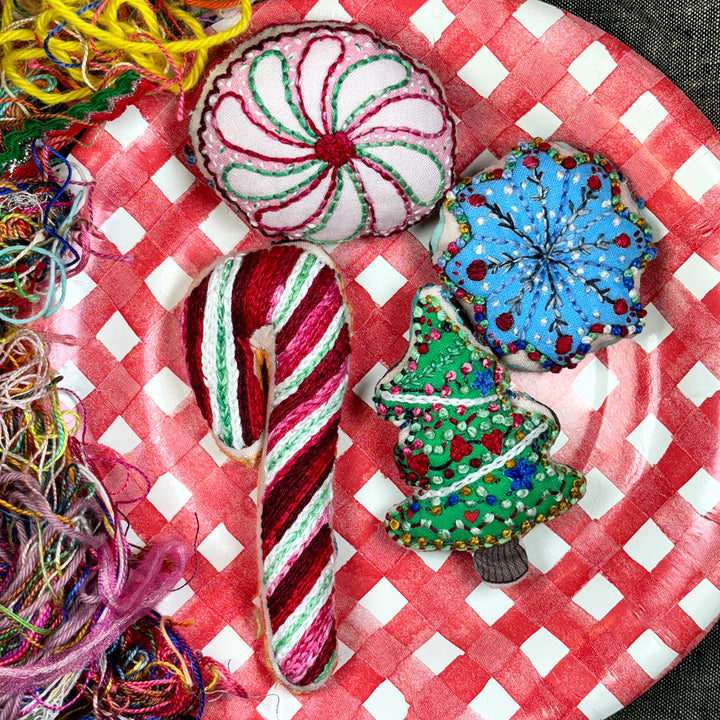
[
  {"left": 545, "top": 0, "right": 720, "bottom": 130},
  {"left": 541, "top": 2, "right": 720, "bottom": 717}
]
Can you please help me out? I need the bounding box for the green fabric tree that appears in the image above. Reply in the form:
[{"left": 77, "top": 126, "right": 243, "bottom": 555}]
[{"left": 374, "top": 285, "right": 586, "bottom": 583}]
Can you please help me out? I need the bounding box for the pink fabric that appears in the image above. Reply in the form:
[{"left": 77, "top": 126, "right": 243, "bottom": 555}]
[{"left": 190, "top": 23, "right": 455, "bottom": 243}]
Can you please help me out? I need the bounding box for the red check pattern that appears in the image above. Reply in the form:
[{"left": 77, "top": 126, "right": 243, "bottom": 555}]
[{"left": 43, "top": 1, "right": 720, "bottom": 719}]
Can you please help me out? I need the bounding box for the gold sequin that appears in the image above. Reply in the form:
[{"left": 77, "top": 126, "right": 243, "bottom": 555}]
[{"left": 389, "top": 519, "right": 400, "bottom": 531}]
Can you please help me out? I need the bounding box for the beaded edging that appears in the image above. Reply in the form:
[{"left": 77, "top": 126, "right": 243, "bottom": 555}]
[
  {"left": 432, "top": 138, "right": 657, "bottom": 372},
  {"left": 373, "top": 284, "right": 586, "bottom": 552}
]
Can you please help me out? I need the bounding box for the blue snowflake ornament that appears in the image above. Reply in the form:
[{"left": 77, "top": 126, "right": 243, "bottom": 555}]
[{"left": 432, "top": 140, "right": 657, "bottom": 371}]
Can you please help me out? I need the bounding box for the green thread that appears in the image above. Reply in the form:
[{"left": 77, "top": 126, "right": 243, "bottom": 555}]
[
  {"left": 263, "top": 482, "right": 332, "bottom": 584},
  {"left": 356, "top": 141, "right": 446, "bottom": 206},
  {"left": 0, "top": 603, "right": 53, "bottom": 636},
  {"left": 273, "top": 570, "right": 334, "bottom": 654},
  {"left": 274, "top": 310, "right": 345, "bottom": 402},
  {"left": 222, "top": 160, "right": 326, "bottom": 202},
  {"left": 273, "top": 254, "right": 318, "bottom": 329},
  {"left": 266, "top": 380, "right": 346, "bottom": 475},
  {"left": 249, "top": 50, "right": 317, "bottom": 143},
  {"left": 213, "top": 261, "right": 237, "bottom": 447},
  {"left": 307, "top": 167, "right": 368, "bottom": 242},
  {"left": 331, "top": 54, "right": 411, "bottom": 132}
]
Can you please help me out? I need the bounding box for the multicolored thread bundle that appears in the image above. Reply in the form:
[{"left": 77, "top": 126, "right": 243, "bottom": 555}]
[
  {"left": 0, "top": 313, "right": 200, "bottom": 717},
  {"left": 183, "top": 244, "right": 351, "bottom": 690},
  {"left": 0, "top": 0, "right": 262, "bottom": 712},
  {"left": 0, "top": 0, "right": 253, "bottom": 166},
  {"left": 0, "top": 142, "right": 253, "bottom": 715},
  {"left": 0, "top": 144, "right": 95, "bottom": 326}
]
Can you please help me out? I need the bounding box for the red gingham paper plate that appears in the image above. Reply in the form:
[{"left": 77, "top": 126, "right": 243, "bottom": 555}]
[{"left": 44, "top": 1, "right": 720, "bottom": 718}]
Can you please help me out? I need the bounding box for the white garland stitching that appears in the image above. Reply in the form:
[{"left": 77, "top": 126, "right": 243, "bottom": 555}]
[
  {"left": 419, "top": 421, "right": 550, "bottom": 500},
  {"left": 377, "top": 390, "right": 498, "bottom": 408}
]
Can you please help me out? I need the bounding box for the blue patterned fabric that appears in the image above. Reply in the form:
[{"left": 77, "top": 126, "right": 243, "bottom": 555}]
[{"left": 433, "top": 141, "right": 657, "bottom": 371}]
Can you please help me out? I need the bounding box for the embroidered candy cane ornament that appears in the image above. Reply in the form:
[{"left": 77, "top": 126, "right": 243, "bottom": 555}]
[{"left": 182, "top": 244, "right": 350, "bottom": 690}]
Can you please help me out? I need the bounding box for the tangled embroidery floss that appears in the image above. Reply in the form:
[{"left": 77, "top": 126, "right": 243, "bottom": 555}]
[
  {"left": 0, "top": 0, "right": 254, "bottom": 147},
  {"left": 56, "top": 612, "right": 247, "bottom": 719},
  {"left": 0, "top": 144, "right": 97, "bottom": 325},
  {"left": 183, "top": 244, "right": 351, "bottom": 690},
  {"left": 0, "top": 71, "right": 144, "bottom": 170},
  {"left": 0, "top": 328, "right": 191, "bottom": 717}
]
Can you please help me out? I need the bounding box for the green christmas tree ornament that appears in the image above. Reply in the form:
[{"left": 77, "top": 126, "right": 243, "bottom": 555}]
[{"left": 373, "top": 285, "right": 586, "bottom": 584}]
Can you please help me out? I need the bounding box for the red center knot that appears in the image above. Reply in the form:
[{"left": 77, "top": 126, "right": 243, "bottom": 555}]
[{"left": 314, "top": 132, "right": 355, "bottom": 167}]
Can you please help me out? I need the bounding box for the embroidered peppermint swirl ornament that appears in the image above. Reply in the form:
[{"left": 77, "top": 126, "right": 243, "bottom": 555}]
[
  {"left": 431, "top": 139, "right": 657, "bottom": 372},
  {"left": 190, "top": 23, "right": 455, "bottom": 243}
]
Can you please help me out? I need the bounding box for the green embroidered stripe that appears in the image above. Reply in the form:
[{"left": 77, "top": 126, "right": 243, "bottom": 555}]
[
  {"left": 273, "top": 307, "right": 346, "bottom": 403},
  {"left": 223, "top": 160, "right": 326, "bottom": 202},
  {"left": 265, "top": 380, "right": 346, "bottom": 478},
  {"left": 307, "top": 169, "right": 345, "bottom": 238},
  {"left": 272, "top": 253, "right": 319, "bottom": 330},
  {"left": 202, "top": 263, "right": 229, "bottom": 447},
  {"left": 249, "top": 49, "right": 317, "bottom": 143},
  {"left": 307, "top": 166, "right": 369, "bottom": 243},
  {"left": 212, "top": 260, "right": 239, "bottom": 447},
  {"left": 331, "top": 54, "right": 412, "bottom": 132},
  {"left": 222, "top": 258, "right": 245, "bottom": 445},
  {"left": 262, "top": 481, "right": 332, "bottom": 585},
  {"left": 356, "top": 141, "right": 447, "bottom": 206}
]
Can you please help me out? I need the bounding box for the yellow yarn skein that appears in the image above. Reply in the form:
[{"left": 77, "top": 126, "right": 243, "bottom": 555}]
[{"left": 0, "top": 0, "right": 252, "bottom": 105}]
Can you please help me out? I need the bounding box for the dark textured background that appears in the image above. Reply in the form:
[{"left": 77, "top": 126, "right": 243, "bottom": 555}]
[
  {"left": 545, "top": 0, "right": 720, "bottom": 129},
  {"left": 543, "top": 1, "right": 720, "bottom": 717}
]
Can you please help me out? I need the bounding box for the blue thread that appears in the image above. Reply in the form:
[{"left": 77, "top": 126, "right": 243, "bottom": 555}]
[
  {"left": 63, "top": 564, "right": 92, "bottom": 621},
  {"left": 43, "top": 2, "right": 103, "bottom": 68}
]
